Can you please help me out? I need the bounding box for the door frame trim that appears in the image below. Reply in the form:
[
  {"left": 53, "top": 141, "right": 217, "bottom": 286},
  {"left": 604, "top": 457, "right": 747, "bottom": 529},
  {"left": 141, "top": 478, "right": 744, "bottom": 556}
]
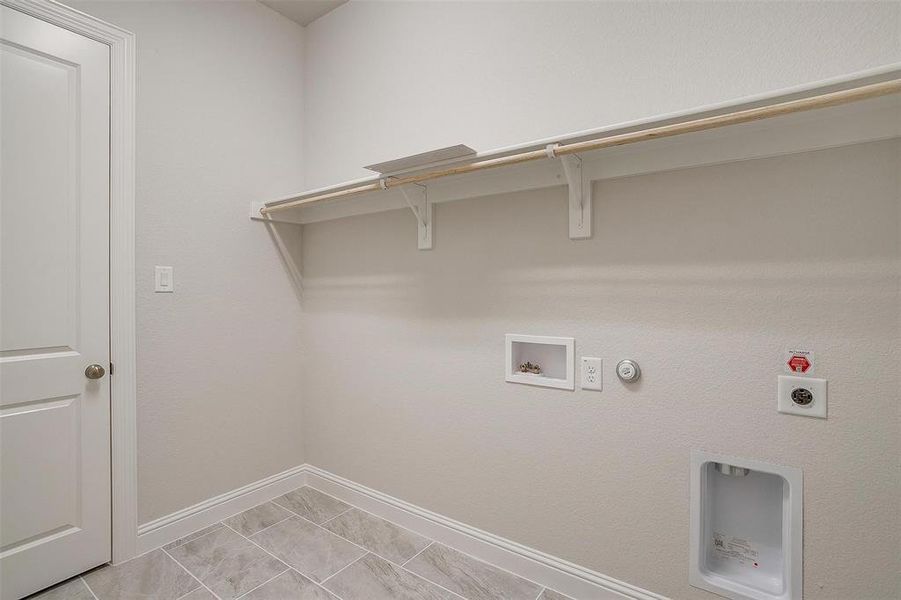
[{"left": 1, "top": 0, "right": 138, "bottom": 563}]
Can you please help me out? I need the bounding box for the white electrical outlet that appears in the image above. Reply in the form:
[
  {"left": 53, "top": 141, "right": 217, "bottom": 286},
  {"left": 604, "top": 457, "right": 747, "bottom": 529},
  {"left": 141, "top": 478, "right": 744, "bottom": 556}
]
[
  {"left": 778, "top": 375, "right": 827, "bottom": 418},
  {"left": 581, "top": 357, "right": 603, "bottom": 391}
]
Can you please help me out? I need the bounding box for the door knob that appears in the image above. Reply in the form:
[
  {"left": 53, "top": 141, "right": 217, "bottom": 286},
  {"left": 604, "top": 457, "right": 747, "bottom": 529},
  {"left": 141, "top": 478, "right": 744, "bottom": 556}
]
[{"left": 85, "top": 364, "right": 106, "bottom": 379}]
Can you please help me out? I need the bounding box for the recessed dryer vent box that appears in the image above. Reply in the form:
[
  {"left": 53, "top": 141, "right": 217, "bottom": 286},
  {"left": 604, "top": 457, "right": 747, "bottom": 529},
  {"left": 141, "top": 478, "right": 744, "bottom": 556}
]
[
  {"left": 690, "top": 451, "right": 802, "bottom": 600},
  {"left": 505, "top": 334, "right": 574, "bottom": 390}
]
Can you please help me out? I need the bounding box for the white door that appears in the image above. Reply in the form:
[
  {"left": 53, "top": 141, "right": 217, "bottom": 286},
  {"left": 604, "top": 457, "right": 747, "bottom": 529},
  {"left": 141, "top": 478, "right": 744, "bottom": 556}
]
[{"left": 1, "top": 5, "right": 111, "bottom": 598}]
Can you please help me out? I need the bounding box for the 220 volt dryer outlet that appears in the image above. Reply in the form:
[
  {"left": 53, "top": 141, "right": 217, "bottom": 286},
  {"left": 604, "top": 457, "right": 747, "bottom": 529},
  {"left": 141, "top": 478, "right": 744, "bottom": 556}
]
[{"left": 778, "top": 375, "right": 827, "bottom": 418}]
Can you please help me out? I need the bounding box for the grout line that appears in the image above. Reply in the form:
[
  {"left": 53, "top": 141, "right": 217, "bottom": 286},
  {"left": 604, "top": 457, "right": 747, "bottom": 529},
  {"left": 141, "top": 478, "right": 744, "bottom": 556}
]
[
  {"left": 162, "top": 546, "right": 222, "bottom": 600},
  {"left": 305, "top": 489, "right": 466, "bottom": 599},
  {"left": 301, "top": 514, "right": 394, "bottom": 567},
  {"left": 306, "top": 486, "right": 432, "bottom": 546},
  {"left": 275, "top": 495, "right": 431, "bottom": 571},
  {"left": 269, "top": 497, "right": 290, "bottom": 511},
  {"left": 219, "top": 523, "right": 350, "bottom": 600},
  {"left": 117, "top": 542, "right": 172, "bottom": 564},
  {"left": 252, "top": 506, "right": 382, "bottom": 570},
  {"left": 277, "top": 568, "right": 351, "bottom": 600},
  {"left": 228, "top": 508, "right": 408, "bottom": 600},
  {"left": 269, "top": 485, "right": 351, "bottom": 524},
  {"left": 232, "top": 566, "right": 289, "bottom": 600},
  {"left": 167, "top": 489, "right": 532, "bottom": 600},
  {"left": 239, "top": 514, "right": 293, "bottom": 539},
  {"left": 398, "top": 564, "right": 469, "bottom": 600},
  {"left": 272, "top": 489, "right": 484, "bottom": 600},
  {"left": 152, "top": 500, "right": 460, "bottom": 600},
  {"left": 407, "top": 537, "right": 549, "bottom": 596},
  {"left": 219, "top": 501, "right": 290, "bottom": 530},
  {"left": 391, "top": 541, "right": 469, "bottom": 600},
  {"left": 79, "top": 577, "right": 100, "bottom": 600},
  {"left": 150, "top": 498, "right": 294, "bottom": 556},
  {"left": 183, "top": 497, "right": 467, "bottom": 600},
  {"left": 318, "top": 552, "right": 368, "bottom": 585},
  {"left": 304, "top": 516, "right": 466, "bottom": 600},
  {"left": 304, "top": 483, "right": 549, "bottom": 597},
  {"left": 318, "top": 505, "right": 355, "bottom": 527},
  {"left": 534, "top": 587, "right": 547, "bottom": 600},
  {"left": 222, "top": 522, "right": 279, "bottom": 555},
  {"left": 165, "top": 523, "right": 226, "bottom": 552},
  {"left": 318, "top": 544, "right": 468, "bottom": 600},
  {"left": 395, "top": 552, "right": 469, "bottom": 600},
  {"left": 317, "top": 491, "right": 428, "bottom": 542},
  {"left": 401, "top": 541, "right": 434, "bottom": 567},
  {"left": 162, "top": 500, "right": 293, "bottom": 558},
  {"left": 269, "top": 497, "right": 313, "bottom": 521},
  {"left": 174, "top": 587, "right": 199, "bottom": 600}
]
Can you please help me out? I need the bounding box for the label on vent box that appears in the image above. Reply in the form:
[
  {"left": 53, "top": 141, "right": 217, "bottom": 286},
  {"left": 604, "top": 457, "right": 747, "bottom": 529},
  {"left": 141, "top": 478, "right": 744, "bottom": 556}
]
[{"left": 713, "top": 532, "right": 759, "bottom": 568}]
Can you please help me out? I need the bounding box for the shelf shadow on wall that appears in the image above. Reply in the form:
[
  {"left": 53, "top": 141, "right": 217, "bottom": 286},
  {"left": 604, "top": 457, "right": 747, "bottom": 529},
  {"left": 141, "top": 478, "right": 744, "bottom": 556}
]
[{"left": 264, "top": 220, "right": 304, "bottom": 303}]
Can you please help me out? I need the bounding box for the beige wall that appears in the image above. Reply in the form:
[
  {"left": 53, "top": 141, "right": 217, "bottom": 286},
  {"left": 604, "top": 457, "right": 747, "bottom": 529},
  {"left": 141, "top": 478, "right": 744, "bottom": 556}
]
[
  {"left": 304, "top": 0, "right": 901, "bottom": 188},
  {"left": 300, "top": 140, "right": 900, "bottom": 599},
  {"left": 68, "top": 0, "right": 307, "bottom": 523}
]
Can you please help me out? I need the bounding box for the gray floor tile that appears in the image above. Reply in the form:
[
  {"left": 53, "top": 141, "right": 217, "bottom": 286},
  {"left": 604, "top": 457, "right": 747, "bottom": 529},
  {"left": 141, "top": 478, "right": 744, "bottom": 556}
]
[
  {"left": 538, "top": 589, "right": 574, "bottom": 600},
  {"left": 178, "top": 587, "right": 218, "bottom": 600},
  {"left": 272, "top": 487, "right": 351, "bottom": 524},
  {"left": 164, "top": 524, "right": 224, "bottom": 551},
  {"left": 167, "top": 525, "right": 286, "bottom": 599},
  {"left": 323, "top": 553, "right": 456, "bottom": 600},
  {"left": 26, "top": 577, "right": 95, "bottom": 600},
  {"left": 322, "top": 508, "right": 431, "bottom": 564},
  {"left": 250, "top": 516, "right": 366, "bottom": 582},
  {"left": 242, "top": 569, "right": 339, "bottom": 600},
  {"left": 405, "top": 544, "right": 542, "bottom": 600},
  {"left": 223, "top": 501, "right": 292, "bottom": 536},
  {"left": 82, "top": 549, "right": 199, "bottom": 600}
]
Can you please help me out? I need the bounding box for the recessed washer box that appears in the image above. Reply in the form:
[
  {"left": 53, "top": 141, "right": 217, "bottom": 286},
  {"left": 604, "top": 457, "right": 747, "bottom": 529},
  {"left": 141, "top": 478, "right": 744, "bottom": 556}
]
[
  {"left": 505, "top": 334, "right": 574, "bottom": 390},
  {"left": 690, "top": 451, "right": 802, "bottom": 600}
]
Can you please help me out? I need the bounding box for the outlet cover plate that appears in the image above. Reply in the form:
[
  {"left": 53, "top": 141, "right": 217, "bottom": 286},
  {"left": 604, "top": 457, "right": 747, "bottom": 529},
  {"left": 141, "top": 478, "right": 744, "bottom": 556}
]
[
  {"left": 581, "top": 357, "right": 603, "bottom": 391},
  {"left": 778, "top": 375, "right": 827, "bottom": 418}
]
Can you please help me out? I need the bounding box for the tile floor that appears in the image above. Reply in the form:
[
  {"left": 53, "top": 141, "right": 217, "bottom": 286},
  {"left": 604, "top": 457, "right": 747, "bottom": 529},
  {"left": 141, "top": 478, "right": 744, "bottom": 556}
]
[{"left": 28, "top": 486, "right": 574, "bottom": 600}]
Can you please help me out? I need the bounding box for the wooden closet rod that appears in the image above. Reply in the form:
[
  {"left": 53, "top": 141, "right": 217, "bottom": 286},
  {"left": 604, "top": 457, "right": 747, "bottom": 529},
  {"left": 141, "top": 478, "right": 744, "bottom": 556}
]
[{"left": 261, "top": 78, "right": 901, "bottom": 215}]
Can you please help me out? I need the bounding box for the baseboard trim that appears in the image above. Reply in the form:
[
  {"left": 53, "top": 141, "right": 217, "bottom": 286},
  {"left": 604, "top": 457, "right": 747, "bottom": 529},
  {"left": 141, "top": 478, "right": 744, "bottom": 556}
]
[
  {"left": 305, "top": 466, "right": 668, "bottom": 600},
  {"left": 135, "top": 464, "right": 668, "bottom": 600},
  {"left": 135, "top": 465, "right": 308, "bottom": 556}
]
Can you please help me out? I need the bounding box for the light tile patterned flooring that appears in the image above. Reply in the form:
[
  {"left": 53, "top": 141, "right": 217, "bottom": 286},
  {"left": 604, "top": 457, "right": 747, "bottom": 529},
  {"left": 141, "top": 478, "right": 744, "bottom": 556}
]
[{"left": 29, "top": 486, "right": 574, "bottom": 600}]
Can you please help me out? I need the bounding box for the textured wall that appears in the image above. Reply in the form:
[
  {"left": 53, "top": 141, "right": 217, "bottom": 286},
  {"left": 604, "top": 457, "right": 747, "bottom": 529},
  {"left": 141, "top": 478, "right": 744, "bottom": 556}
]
[
  {"left": 303, "top": 0, "right": 901, "bottom": 188},
  {"left": 301, "top": 141, "right": 900, "bottom": 599},
  {"left": 68, "top": 0, "right": 307, "bottom": 523}
]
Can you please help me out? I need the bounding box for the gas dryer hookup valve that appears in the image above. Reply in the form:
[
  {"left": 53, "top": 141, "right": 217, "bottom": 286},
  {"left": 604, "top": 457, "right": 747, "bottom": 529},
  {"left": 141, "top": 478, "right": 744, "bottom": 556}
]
[{"left": 616, "top": 359, "right": 641, "bottom": 383}]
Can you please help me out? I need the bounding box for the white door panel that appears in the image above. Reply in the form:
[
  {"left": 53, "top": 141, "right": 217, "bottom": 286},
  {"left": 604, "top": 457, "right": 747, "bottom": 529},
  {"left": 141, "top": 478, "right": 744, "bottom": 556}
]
[
  {"left": 1, "top": 396, "right": 81, "bottom": 550},
  {"left": 1, "top": 5, "right": 111, "bottom": 598}
]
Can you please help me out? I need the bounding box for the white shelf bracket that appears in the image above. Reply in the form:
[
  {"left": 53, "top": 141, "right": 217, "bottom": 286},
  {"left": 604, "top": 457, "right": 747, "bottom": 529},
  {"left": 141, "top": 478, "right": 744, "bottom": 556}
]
[
  {"left": 549, "top": 144, "right": 592, "bottom": 240},
  {"left": 400, "top": 183, "right": 433, "bottom": 250}
]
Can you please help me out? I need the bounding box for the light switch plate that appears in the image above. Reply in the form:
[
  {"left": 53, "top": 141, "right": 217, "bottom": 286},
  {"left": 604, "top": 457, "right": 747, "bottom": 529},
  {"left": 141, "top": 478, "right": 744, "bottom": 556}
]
[
  {"left": 778, "top": 375, "right": 827, "bottom": 418},
  {"left": 581, "top": 357, "right": 603, "bottom": 391},
  {"left": 154, "top": 266, "right": 174, "bottom": 293}
]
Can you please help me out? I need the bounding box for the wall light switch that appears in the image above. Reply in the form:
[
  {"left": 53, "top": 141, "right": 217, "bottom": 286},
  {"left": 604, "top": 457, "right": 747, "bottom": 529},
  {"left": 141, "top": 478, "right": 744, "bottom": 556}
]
[
  {"left": 581, "top": 357, "right": 603, "bottom": 391},
  {"left": 154, "top": 266, "right": 174, "bottom": 293}
]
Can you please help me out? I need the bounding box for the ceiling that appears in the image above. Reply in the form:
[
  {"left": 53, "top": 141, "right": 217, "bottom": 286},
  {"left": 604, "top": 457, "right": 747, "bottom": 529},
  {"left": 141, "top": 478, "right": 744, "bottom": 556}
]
[{"left": 260, "top": 0, "right": 347, "bottom": 27}]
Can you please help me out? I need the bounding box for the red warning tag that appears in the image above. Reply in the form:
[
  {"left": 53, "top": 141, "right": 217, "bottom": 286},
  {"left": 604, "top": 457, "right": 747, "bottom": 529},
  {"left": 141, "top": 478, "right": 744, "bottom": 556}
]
[
  {"left": 785, "top": 349, "right": 814, "bottom": 374},
  {"left": 787, "top": 355, "right": 811, "bottom": 373}
]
